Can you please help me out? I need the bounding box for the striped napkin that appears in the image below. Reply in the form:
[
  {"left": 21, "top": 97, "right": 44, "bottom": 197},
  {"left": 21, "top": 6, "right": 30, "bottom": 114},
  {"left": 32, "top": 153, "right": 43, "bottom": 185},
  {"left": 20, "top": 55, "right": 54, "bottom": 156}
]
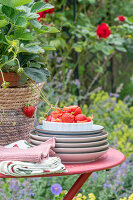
[{"left": 0, "top": 139, "right": 67, "bottom": 176}]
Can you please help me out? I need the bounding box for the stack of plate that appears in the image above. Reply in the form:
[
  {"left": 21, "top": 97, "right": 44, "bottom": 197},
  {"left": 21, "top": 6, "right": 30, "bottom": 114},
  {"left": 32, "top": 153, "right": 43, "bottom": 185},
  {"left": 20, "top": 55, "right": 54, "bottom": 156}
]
[{"left": 30, "top": 124, "right": 109, "bottom": 164}]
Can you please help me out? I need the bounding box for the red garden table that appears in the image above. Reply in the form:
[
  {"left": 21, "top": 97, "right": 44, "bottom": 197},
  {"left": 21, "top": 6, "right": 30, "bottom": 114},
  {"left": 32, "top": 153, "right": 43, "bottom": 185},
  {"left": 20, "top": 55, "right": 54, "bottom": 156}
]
[{"left": 0, "top": 148, "right": 125, "bottom": 200}]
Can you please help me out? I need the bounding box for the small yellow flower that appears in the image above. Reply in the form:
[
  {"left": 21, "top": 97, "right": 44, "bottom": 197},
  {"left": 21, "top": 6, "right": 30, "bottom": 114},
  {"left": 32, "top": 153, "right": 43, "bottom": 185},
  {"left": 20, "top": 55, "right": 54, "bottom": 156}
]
[
  {"left": 119, "top": 198, "right": 127, "bottom": 200},
  {"left": 82, "top": 195, "right": 87, "bottom": 200},
  {"left": 128, "top": 35, "right": 132, "bottom": 39},
  {"left": 12, "top": 41, "right": 17, "bottom": 46},
  {"left": 128, "top": 194, "right": 133, "bottom": 200},
  {"left": 76, "top": 198, "right": 82, "bottom": 200},
  {"left": 88, "top": 193, "right": 96, "bottom": 200}
]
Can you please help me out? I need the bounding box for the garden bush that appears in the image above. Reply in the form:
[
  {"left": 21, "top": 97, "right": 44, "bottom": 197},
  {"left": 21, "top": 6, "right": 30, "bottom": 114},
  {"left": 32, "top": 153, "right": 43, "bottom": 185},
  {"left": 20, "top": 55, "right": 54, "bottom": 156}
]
[{"left": 1, "top": 0, "right": 133, "bottom": 199}]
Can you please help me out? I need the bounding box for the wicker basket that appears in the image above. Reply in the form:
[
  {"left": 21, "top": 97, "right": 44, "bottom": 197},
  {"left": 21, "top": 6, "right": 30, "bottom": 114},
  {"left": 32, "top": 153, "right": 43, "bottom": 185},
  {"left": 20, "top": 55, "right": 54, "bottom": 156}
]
[{"left": 0, "top": 82, "right": 44, "bottom": 145}]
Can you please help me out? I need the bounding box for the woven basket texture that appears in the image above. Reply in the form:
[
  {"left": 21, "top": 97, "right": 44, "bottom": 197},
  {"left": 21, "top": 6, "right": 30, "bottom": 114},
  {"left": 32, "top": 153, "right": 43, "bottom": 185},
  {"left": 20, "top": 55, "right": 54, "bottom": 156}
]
[
  {"left": 0, "top": 82, "right": 44, "bottom": 110},
  {"left": 0, "top": 82, "right": 44, "bottom": 145}
]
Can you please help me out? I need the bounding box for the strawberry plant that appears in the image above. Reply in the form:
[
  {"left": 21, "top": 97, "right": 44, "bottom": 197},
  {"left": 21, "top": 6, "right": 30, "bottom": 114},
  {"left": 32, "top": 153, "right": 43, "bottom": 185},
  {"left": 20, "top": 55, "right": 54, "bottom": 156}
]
[{"left": 0, "top": 0, "right": 59, "bottom": 88}]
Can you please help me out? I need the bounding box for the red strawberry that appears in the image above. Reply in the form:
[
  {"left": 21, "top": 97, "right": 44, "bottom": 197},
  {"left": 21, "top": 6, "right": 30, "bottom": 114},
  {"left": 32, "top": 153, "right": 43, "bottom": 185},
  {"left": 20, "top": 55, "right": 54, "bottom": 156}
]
[
  {"left": 56, "top": 108, "right": 63, "bottom": 114},
  {"left": 22, "top": 105, "right": 35, "bottom": 118},
  {"left": 87, "top": 117, "right": 92, "bottom": 122},
  {"left": 64, "top": 105, "right": 79, "bottom": 113},
  {"left": 77, "top": 120, "right": 88, "bottom": 123},
  {"left": 74, "top": 107, "right": 82, "bottom": 116},
  {"left": 46, "top": 115, "right": 52, "bottom": 121},
  {"left": 55, "top": 118, "right": 62, "bottom": 122},
  {"left": 50, "top": 108, "right": 64, "bottom": 119},
  {"left": 75, "top": 114, "right": 87, "bottom": 122},
  {"left": 61, "top": 113, "right": 75, "bottom": 123}
]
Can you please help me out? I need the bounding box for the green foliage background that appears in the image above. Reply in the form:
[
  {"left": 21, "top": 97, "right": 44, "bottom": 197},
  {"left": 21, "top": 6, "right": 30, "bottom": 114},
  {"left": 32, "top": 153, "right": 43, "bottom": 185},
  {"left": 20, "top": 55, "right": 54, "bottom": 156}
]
[{"left": 0, "top": 0, "right": 133, "bottom": 199}]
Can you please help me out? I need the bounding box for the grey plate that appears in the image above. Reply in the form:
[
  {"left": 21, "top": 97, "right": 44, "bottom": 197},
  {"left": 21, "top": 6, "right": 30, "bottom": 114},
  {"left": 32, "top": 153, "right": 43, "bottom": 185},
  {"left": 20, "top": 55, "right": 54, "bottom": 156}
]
[{"left": 30, "top": 131, "right": 108, "bottom": 143}]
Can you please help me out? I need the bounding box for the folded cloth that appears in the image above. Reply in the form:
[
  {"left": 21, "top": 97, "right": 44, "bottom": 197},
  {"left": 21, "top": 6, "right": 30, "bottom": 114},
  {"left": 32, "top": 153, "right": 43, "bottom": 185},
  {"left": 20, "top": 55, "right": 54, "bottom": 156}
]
[
  {"left": 0, "top": 157, "right": 66, "bottom": 176},
  {"left": 0, "top": 138, "right": 55, "bottom": 163}
]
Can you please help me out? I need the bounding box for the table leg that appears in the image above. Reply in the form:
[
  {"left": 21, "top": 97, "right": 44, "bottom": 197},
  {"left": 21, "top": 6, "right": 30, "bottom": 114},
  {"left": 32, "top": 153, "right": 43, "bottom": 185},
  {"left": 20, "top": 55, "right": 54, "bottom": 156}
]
[{"left": 63, "top": 172, "right": 92, "bottom": 200}]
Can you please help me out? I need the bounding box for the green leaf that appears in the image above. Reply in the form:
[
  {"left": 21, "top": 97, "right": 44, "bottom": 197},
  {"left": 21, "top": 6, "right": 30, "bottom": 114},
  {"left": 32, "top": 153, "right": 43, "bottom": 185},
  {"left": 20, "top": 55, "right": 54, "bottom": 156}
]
[
  {"left": 24, "top": 67, "right": 49, "bottom": 83},
  {"left": 0, "top": 19, "right": 8, "bottom": 28},
  {"left": 95, "top": 67, "right": 104, "bottom": 73},
  {"left": 50, "top": 39, "right": 61, "bottom": 48},
  {"left": 30, "top": 20, "right": 59, "bottom": 34},
  {"left": 17, "top": 6, "right": 39, "bottom": 19},
  {"left": 42, "top": 45, "right": 56, "bottom": 50},
  {"left": 31, "top": 2, "right": 54, "bottom": 13},
  {"left": 0, "top": 0, "right": 33, "bottom": 8},
  {"left": 30, "top": 62, "right": 41, "bottom": 68},
  {"left": 15, "top": 16, "right": 27, "bottom": 27},
  {"left": 116, "top": 46, "right": 127, "bottom": 52},
  {"left": 41, "top": 26, "right": 60, "bottom": 33},
  {"left": 30, "top": 19, "right": 42, "bottom": 29},
  {"left": 20, "top": 73, "right": 27, "bottom": 85},
  {"left": 15, "top": 32, "right": 35, "bottom": 40},
  {"left": 73, "top": 44, "right": 83, "bottom": 52},
  {"left": 2, "top": 5, "right": 17, "bottom": 23},
  {"left": 19, "top": 44, "right": 44, "bottom": 54}
]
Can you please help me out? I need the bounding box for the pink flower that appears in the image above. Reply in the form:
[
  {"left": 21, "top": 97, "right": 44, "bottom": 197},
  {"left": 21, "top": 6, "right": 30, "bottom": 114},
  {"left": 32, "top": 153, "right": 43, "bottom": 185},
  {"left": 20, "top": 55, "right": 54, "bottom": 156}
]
[
  {"left": 118, "top": 16, "right": 126, "bottom": 22},
  {"left": 96, "top": 23, "right": 111, "bottom": 39}
]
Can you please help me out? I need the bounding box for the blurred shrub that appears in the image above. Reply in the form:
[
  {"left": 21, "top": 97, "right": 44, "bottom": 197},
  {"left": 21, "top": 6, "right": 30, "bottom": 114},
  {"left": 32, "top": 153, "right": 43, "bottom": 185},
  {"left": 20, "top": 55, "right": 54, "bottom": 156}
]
[{"left": 82, "top": 90, "right": 133, "bottom": 156}]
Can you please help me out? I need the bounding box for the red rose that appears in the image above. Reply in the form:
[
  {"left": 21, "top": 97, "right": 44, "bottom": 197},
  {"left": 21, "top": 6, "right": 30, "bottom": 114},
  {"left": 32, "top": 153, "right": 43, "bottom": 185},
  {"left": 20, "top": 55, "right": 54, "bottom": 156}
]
[
  {"left": 118, "top": 16, "right": 126, "bottom": 22},
  {"left": 96, "top": 23, "right": 111, "bottom": 39},
  {"left": 37, "top": 11, "right": 46, "bottom": 21},
  {"left": 37, "top": 0, "right": 54, "bottom": 21},
  {"left": 44, "top": 8, "right": 54, "bottom": 14},
  {"left": 43, "top": 0, "right": 54, "bottom": 14}
]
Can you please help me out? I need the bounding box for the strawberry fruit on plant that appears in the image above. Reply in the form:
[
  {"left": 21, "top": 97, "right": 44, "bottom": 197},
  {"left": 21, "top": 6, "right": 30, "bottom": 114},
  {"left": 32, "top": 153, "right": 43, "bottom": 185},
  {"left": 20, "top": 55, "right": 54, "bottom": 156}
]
[
  {"left": 46, "top": 106, "right": 93, "bottom": 123},
  {"left": 23, "top": 105, "right": 35, "bottom": 118}
]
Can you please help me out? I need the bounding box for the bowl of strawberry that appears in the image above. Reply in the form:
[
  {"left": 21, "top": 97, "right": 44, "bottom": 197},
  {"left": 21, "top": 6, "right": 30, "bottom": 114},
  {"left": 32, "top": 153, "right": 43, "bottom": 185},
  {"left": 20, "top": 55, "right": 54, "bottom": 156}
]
[{"left": 43, "top": 106, "right": 93, "bottom": 132}]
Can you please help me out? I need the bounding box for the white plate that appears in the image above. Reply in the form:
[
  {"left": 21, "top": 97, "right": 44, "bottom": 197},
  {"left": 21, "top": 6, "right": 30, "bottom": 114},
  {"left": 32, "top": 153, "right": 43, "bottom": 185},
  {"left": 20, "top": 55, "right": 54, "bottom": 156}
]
[
  {"left": 30, "top": 131, "right": 108, "bottom": 143},
  {"left": 43, "top": 120, "right": 93, "bottom": 132},
  {"left": 54, "top": 143, "right": 109, "bottom": 153},
  {"left": 36, "top": 124, "right": 104, "bottom": 135},
  {"left": 56, "top": 148, "right": 109, "bottom": 163}
]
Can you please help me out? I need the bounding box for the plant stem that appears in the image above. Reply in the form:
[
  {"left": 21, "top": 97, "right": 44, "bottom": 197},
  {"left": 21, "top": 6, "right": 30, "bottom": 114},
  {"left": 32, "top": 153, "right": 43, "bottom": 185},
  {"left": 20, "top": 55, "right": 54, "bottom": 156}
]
[
  {"left": 0, "top": 69, "right": 5, "bottom": 82},
  {"left": 27, "top": 81, "right": 54, "bottom": 108},
  {"left": 31, "top": 81, "right": 54, "bottom": 107},
  {"left": 7, "top": 24, "right": 14, "bottom": 36},
  {"left": 0, "top": 58, "right": 16, "bottom": 69}
]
